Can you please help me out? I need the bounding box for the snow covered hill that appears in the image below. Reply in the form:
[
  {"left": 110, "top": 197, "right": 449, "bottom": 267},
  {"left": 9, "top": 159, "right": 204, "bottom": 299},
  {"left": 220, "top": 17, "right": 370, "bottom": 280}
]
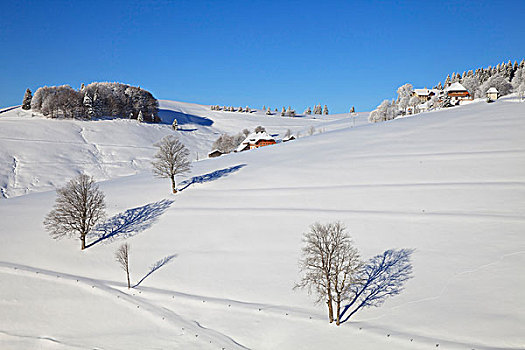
[
  {"left": 0, "top": 101, "right": 364, "bottom": 198},
  {"left": 0, "top": 97, "right": 524, "bottom": 349}
]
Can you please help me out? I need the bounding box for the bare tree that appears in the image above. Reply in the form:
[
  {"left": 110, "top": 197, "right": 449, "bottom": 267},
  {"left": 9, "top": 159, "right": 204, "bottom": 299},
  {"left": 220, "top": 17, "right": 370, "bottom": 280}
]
[
  {"left": 295, "top": 222, "right": 360, "bottom": 324},
  {"left": 44, "top": 174, "right": 106, "bottom": 250},
  {"left": 255, "top": 125, "right": 266, "bottom": 133},
  {"left": 296, "top": 222, "right": 412, "bottom": 325},
  {"left": 330, "top": 223, "right": 362, "bottom": 325},
  {"left": 115, "top": 243, "right": 131, "bottom": 289},
  {"left": 152, "top": 135, "right": 191, "bottom": 193}
]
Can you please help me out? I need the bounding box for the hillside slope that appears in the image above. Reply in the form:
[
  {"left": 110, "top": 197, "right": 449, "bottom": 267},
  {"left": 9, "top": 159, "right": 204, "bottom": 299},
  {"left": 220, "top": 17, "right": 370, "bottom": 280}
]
[
  {"left": 0, "top": 102, "right": 363, "bottom": 198},
  {"left": 1, "top": 97, "right": 524, "bottom": 349}
]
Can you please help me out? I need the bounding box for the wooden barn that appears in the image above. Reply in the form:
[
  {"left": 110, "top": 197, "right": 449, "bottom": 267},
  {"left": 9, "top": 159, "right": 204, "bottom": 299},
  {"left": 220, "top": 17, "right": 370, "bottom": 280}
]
[{"left": 236, "top": 131, "right": 276, "bottom": 152}]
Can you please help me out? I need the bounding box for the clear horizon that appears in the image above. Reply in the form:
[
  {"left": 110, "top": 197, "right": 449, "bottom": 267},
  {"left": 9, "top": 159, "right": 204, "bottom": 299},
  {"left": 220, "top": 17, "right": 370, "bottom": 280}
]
[{"left": 1, "top": 0, "right": 524, "bottom": 113}]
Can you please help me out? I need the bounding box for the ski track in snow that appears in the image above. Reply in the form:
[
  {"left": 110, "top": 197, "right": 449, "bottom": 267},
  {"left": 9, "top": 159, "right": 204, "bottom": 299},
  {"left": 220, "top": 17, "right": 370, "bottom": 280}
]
[
  {"left": 0, "top": 260, "right": 519, "bottom": 350},
  {"left": 0, "top": 261, "right": 249, "bottom": 350},
  {"left": 0, "top": 330, "right": 90, "bottom": 350}
]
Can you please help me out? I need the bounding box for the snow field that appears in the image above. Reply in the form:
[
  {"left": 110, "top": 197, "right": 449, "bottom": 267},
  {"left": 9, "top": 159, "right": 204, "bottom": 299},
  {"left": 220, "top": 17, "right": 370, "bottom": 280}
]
[{"left": 1, "top": 96, "right": 524, "bottom": 349}]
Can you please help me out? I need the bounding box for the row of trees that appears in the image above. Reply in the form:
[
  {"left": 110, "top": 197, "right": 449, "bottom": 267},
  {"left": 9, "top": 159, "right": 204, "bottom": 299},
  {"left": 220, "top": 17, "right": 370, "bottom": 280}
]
[
  {"left": 24, "top": 82, "right": 159, "bottom": 122},
  {"left": 296, "top": 222, "right": 413, "bottom": 324},
  {"left": 304, "top": 104, "right": 328, "bottom": 115},
  {"left": 211, "top": 105, "right": 255, "bottom": 113}
]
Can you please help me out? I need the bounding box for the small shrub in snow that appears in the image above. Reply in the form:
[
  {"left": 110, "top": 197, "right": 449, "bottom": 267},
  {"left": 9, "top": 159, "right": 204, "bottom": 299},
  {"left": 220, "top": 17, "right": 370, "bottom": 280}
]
[{"left": 115, "top": 243, "right": 131, "bottom": 289}]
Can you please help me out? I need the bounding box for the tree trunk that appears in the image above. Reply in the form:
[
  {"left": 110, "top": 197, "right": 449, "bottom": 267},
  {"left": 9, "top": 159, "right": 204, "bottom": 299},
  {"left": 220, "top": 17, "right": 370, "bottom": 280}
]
[
  {"left": 171, "top": 175, "right": 177, "bottom": 193},
  {"left": 327, "top": 296, "right": 334, "bottom": 323},
  {"left": 126, "top": 267, "right": 130, "bottom": 289},
  {"left": 335, "top": 298, "right": 341, "bottom": 325},
  {"left": 81, "top": 234, "right": 86, "bottom": 250}
]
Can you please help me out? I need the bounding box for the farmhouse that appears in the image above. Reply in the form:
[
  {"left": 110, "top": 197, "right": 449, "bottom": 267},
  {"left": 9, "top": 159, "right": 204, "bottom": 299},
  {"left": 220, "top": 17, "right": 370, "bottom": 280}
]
[
  {"left": 445, "top": 82, "right": 472, "bottom": 104},
  {"left": 236, "top": 131, "right": 276, "bottom": 152},
  {"left": 413, "top": 88, "right": 438, "bottom": 102}
]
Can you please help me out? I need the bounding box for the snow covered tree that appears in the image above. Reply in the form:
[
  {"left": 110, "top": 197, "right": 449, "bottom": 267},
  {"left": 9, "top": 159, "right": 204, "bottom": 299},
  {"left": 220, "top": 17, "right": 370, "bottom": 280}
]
[
  {"left": 137, "top": 110, "right": 144, "bottom": 123},
  {"left": 396, "top": 83, "right": 413, "bottom": 114},
  {"left": 172, "top": 119, "right": 178, "bottom": 130},
  {"left": 83, "top": 93, "right": 94, "bottom": 119},
  {"left": 115, "top": 243, "right": 131, "bottom": 289},
  {"left": 295, "top": 222, "right": 361, "bottom": 325},
  {"left": 462, "top": 75, "right": 482, "bottom": 98},
  {"left": 304, "top": 106, "right": 312, "bottom": 115},
  {"left": 350, "top": 106, "right": 355, "bottom": 113},
  {"left": 255, "top": 125, "right": 266, "bottom": 133},
  {"left": 409, "top": 95, "right": 421, "bottom": 114},
  {"left": 242, "top": 128, "right": 250, "bottom": 137},
  {"left": 22, "top": 89, "right": 32, "bottom": 110},
  {"left": 481, "top": 74, "right": 512, "bottom": 97},
  {"left": 152, "top": 135, "right": 191, "bottom": 194},
  {"left": 281, "top": 107, "right": 286, "bottom": 116},
  {"left": 44, "top": 174, "right": 106, "bottom": 250},
  {"left": 266, "top": 107, "right": 272, "bottom": 115},
  {"left": 323, "top": 105, "right": 328, "bottom": 115},
  {"left": 369, "top": 100, "right": 397, "bottom": 123}
]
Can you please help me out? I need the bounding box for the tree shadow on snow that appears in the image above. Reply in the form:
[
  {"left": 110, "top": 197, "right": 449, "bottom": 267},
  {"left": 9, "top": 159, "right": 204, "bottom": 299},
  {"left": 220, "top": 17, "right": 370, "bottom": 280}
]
[
  {"left": 86, "top": 199, "right": 174, "bottom": 248},
  {"left": 133, "top": 254, "right": 177, "bottom": 288},
  {"left": 158, "top": 109, "right": 213, "bottom": 127},
  {"left": 178, "top": 164, "right": 246, "bottom": 191}
]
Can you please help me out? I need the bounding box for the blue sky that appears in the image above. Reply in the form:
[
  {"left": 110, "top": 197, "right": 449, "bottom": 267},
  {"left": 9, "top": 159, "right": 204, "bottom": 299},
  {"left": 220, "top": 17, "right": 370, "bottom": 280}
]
[{"left": 1, "top": 0, "right": 524, "bottom": 113}]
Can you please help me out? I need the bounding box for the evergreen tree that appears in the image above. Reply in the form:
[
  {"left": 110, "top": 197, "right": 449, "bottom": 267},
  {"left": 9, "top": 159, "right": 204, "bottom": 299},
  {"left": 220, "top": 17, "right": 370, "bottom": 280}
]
[
  {"left": 22, "top": 88, "right": 32, "bottom": 110},
  {"left": 323, "top": 105, "right": 328, "bottom": 115},
  {"left": 83, "top": 93, "right": 94, "bottom": 119},
  {"left": 137, "top": 110, "right": 144, "bottom": 123},
  {"left": 304, "top": 106, "right": 312, "bottom": 115},
  {"left": 444, "top": 75, "right": 451, "bottom": 87},
  {"left": 172, "top": 119, "right": 178, "bottom": 130}
]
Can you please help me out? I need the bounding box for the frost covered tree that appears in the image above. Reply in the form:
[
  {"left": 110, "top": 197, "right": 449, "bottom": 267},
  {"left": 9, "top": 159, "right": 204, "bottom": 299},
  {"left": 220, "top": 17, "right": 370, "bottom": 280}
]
[
  {"left": 44, "top": 174, "right": 106, "bottom": 250},
  {"left": 172, "top": 119, "right": 178, "bottom": 130},
  {"left": 266, "top": 107, "right": 272, "bottom": 115},
  {"left": 295, "top": 222, "right": 361, "bottom": 325},
  {"left": 481, "top": 74, "right": 512, "bottom": 97},
  {"left": 304, "top": 106, "right": 312, "bottom": 115},
  {"left": 22, "top": 89, "right": 32, "bottom": 110},
  {"left": 115, "top": 243, "right": 131, "bottom": 289},
  {"left": 255, "top": 125, "right": 266, "bottom": 133},
  {"left": 462, "top": 75, "right": 482, "bottom": 98},
  {"left": 369, "top": 100, "right": 397, "bottom": 123},
  {"left": 137, "top": 110, "right": 144, "bottom": 123},
  {"left": 409, "top": 95, "right": 421, "bottom": 114},
  {"left": 396, "top": 83, "right": 413, "bottom": 114},
  {"left": 323, "top": 105, "right": 328, "bottom": 115},
  {"left": 281, "top": 107, "right": 286, "bottom": 116},
  {"left": 350, "top": 106, "right": 355, "bottom": 113},
  {"left": 83, "top": 93, "right": 94, "bottom": 119},
  {"left": 152, "top": 135, "right": 191, "bottom": 194}
]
